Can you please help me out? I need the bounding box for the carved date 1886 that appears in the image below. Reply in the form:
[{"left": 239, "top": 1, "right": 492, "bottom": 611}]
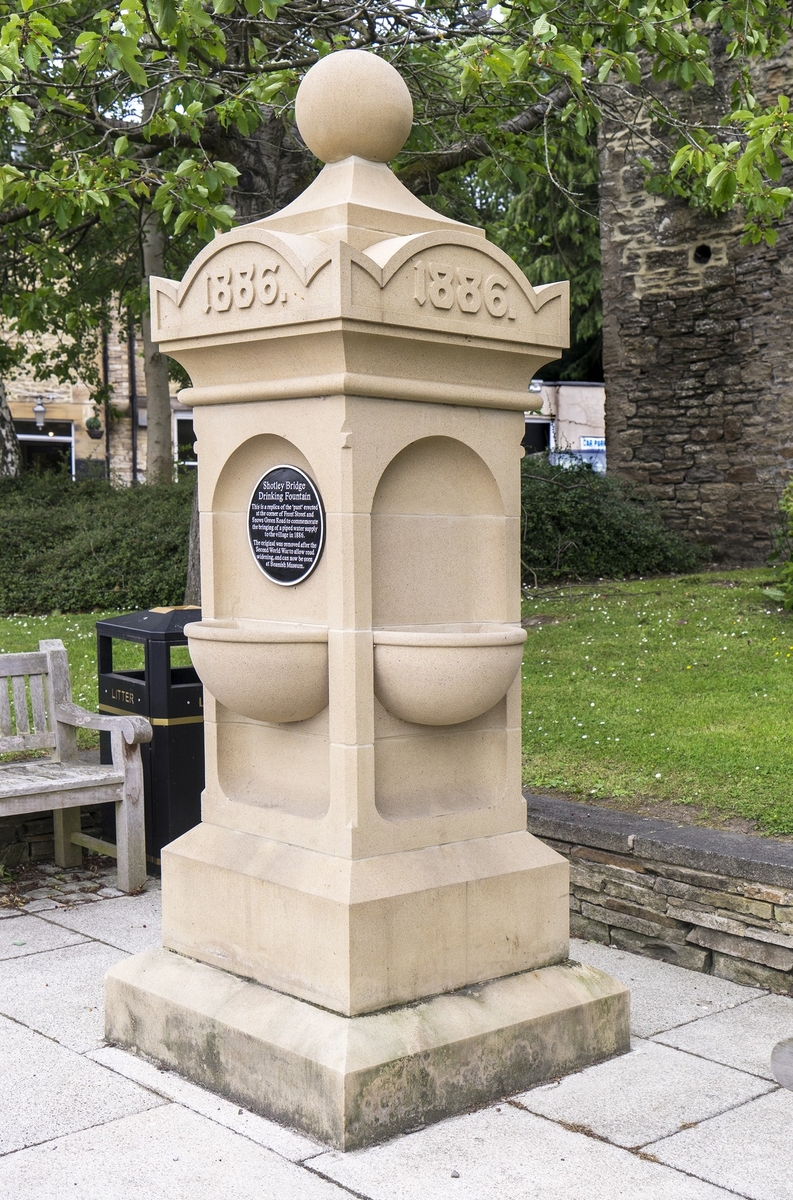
[
  {"left": 205, "top": 263, "right": 283, "bottom": 313},
  {"left": 413, "top": 260, "right": 516, "bottom": 320}
]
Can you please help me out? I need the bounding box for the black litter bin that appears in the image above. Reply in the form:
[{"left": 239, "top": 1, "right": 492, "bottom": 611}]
[{"left": 96, "top": 607, "right": 204, "bottom": 872}]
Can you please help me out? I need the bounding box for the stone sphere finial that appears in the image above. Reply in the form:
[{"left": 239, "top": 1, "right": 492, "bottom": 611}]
[{"left": 295, "top": 50, "right": 413, "bottom": 164}]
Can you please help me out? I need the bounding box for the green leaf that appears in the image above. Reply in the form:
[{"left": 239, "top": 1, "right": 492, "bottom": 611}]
[
  {"left": 21, "top": 41, "right": 41, "bottom": 70},
  {"left": 670, "top": 145, "right": 693, "bottom": 177},
  {"left": 157, "top": 0, "right": 179, "bottom": 35},
  {"left": 549, "top": 44, "right": 582, "bottom": 85},
  {"left": 8, "top": 102, "right": 32, "bottom": 132},
  {"left": 532, "top": 13, "right": 557, "bottom": 42},
  {"left": 173, "top": 209, "right": 194, "bottom": 234}
]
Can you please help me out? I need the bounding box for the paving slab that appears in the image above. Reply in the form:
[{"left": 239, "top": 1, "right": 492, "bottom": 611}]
[
  {"left": 0, "top": 1103, "right": 355, "bottom": 1200},
  {"left": 0, "top": 905, "right": 25, "bottom": 919},
  {"left": 0, "top": 913, "right": 88, "bottom": 960},
  {"left": 0, "top": 1014, "right": 163, "bottom": 1155},
  {"left": 41, "top": 885, "right": 162, "bottom": 953},
  {"left": 89, "top": 1045, "right": 323, "bottom": 1162},
  {"left": 648, "top": 1088, "right": 793, "bottom": 1200},
  {"left": 571, "top": 937, "right": 764, "bottom": 1036},
  {"left": 654, "top": 993, "right": 793, "bottom": 1080},
  {"left": 311, "top": 1103, "right": 738, "bottom": 1199},
  {"left": 515, "top": 1037, "right": 774, "bottom": 1148},
  {"left": 20, "top": 898, "right": 60, "bottom": 913},
  {"left": 0, "top": 940, "right": 127, "bottom": 1052}
]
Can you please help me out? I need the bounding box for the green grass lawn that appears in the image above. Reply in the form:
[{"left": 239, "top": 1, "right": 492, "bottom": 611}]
[
  {"left": 3, "top": 571, "right": 792, "bottom": 835},
  {"left": 522, "top": 567, "right": 793, "bottom": 835},
  {"left": 0, "top": 613, "right": 195, "bottom": 753},
  {"left": 0, "top": 613, "right": 121, "bottom": 750}
]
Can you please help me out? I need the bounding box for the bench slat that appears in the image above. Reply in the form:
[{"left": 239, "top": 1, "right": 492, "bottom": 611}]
[
  {"left": 0, "top": 652, "right": 47, "bottom": 679},
  {"left": 0, "top": 732, "right": 57, "bottom": 754},
  {"left": 0, "top": 782, "right": 124, "bottom": 817},
  {"left": 0, "top": 680, "right": 10, "bottom": 737},
  {"left": 11, "top": 676, "right": 29, "bottom": 734},
  {"left": 29, "top": 673, "right": 48, "bottom": 734},
  {"left": 0, "top": 761, "right": 123, "bottom": 794}
]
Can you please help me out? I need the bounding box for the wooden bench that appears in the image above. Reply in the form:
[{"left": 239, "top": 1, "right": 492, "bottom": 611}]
[{"left": 0, "top": 639, "right": 152, "bottom": 893}]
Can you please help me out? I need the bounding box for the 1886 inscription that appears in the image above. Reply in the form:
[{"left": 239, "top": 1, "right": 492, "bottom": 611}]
[{"left": 248, "top": 465, "right": 325, "bottom": 586}]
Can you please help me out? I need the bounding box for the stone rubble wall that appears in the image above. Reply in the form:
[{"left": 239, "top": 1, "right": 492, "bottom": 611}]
[
  {"left": 528, "top": 793, "right": 793, "bottom": 995},
  {"left": 0, "top": 808, "right": 103, "bottom": 869},
  {"left": 599, "top": 48, "right": 793, "bottom": 563}
]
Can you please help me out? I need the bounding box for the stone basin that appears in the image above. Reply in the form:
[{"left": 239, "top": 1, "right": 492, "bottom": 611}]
[
  {"left": 373, "top": 623, "right": 526, "bottom": 726},
  {"left": 186, "top": 618, "right": 328, "bottom": 724}
]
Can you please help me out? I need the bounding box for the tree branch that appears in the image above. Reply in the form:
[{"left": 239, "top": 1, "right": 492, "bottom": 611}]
[
  {"left": 398, "top": 69, "right": 591, "bottom": 196},
  {"left": 0, "top": 204, "right": 32, "bottom": 227}
]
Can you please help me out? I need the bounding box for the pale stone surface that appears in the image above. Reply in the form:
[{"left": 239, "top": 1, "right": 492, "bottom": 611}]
[
  {"left": 311, "top": 1104, "right": 738, "bottom": 1200},
  {"left": 771, "top": 1037, "right": 793, "bottom": 1088},
  {"left": 515, "top": 1038, "right": 774, "bottom": 1148},
  {"left": 654, "top": 993, "right": 793, "bottom": 1079},
  {"left": 42, "top": 885, "right": 161, "bottom": 953},
  {"left": 0, "top": 1014, "right": 162, "bottom": 1154},
  {"left": 107, "top": 49, "right": 622, "bottom": 1150},
  {"left": 572, "top": 937, "right": 764, "bottom": 1036},
  {"left": 161, "top": 825, "right": 569, "bottom": 1015},
  {"left": 105, "top": 948, "right": 629, "bottom": 1150},
  {"left": 0, "top": 912, "right": 87, "bottom": 959},
  {"left": 648, "top": 1089, "right": 793, "bottom": 1200},
  {"left": 295, "top": 50, "right": 413, "bottom": 165},
  {"left": 0, "top": 940, "right": 126, "bottom": 1051},
  {"left": 0, "top": 1104, "right": 352, "bottom": 1200},
  {"left": 88, "top": 1045, "right": 323, "bottom": 1162}
]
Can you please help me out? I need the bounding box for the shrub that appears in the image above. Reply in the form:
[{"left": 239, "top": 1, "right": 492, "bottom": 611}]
[
  {"left": 0, "top": 471, "right": 194, "bottom": 614},
  {"left": 521, "top": 455, "right": 708, "bottom": 584}
]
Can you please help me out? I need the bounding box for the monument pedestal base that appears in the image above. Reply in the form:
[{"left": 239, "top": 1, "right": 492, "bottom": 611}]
[{"left": 105, "top": 948, "right": 630, "bottom": 1150}]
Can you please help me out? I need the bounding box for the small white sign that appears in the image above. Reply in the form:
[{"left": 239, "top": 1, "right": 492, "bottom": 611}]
[{"left": 580, "top": 437, "right": 606, "bottom": 451}]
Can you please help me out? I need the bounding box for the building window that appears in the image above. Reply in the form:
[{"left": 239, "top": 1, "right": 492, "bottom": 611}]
[
  {"left": 174, "top": 413, "right": 197, "bottom": 472},
  {"left": 522, "top": 420, "right": 552, "bottom": 455},
  {"left": 13, "top": 419, "right": 75, "bottom": 478}
]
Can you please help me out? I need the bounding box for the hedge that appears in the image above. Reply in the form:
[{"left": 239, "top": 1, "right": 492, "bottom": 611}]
[
  {"left": 0, "top": 457, "right": 708, "bottom": 614},
  {"left": 521, "top": 454, "right": 708, "bottom": 584},
  {"left": 0, "top": 472, "right": 194, "bottom": 614}
]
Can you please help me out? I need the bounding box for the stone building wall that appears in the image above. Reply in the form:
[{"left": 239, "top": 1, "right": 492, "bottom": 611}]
[
  {"left": 6, "top": 323, "right": 191, "bottom": 484},
  {"left": 600, "top": 52, "right": 793, "bottom": 563}
]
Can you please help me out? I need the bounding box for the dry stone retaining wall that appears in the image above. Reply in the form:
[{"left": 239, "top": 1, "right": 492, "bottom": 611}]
[
  {"left": 527, "top": 793, "right": 793, "bottom": 995},
  {"left": 0, "top": 807, "right": 103, "bottom": 868}
]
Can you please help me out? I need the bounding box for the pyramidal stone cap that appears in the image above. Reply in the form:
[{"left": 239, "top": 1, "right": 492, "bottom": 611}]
[
  {"left": 148, "top": 48, "right": 569, "bottom": 408},
  {"left": 295, "top": 49, "right": 414, "bottom": 164}
]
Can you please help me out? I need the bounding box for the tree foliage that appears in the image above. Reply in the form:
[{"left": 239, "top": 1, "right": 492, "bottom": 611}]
[{"left": 0, "top": 0, "right": 789, "bottom": 400}]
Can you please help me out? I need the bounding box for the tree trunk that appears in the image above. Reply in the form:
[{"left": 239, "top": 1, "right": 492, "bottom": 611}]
[
  {"left": 140, "top": 209, "right": 173, "bottom": 484},
  {"left": 184, "top": 480, "right": 201, "bottom": 606},
  {"left": 221, "top": 111, "right": 315, "bottom": 223},
  {"left": 182, "top": 114, "right": 313, "bottom": 594},
  {"left": 0, "top": 378, "right": 21, "bottom": 477}
]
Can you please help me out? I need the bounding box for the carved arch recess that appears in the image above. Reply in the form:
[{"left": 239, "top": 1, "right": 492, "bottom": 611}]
[{"left": 371, "top": 436, "right": 506, "bottom": 628}]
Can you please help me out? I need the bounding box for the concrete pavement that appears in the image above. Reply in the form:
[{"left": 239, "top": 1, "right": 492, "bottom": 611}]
[{"left": 1, "top": 866, "right": 791, "bottom": 1199}]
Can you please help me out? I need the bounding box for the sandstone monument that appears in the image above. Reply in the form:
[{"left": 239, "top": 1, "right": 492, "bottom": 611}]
[{"left": 105, "top": 49, "right": 629, "bottom": 1149}]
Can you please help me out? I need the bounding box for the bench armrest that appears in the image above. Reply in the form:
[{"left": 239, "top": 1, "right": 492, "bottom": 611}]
[{"left": 55, "top": 702, "right": 153, "bottom": 746}]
